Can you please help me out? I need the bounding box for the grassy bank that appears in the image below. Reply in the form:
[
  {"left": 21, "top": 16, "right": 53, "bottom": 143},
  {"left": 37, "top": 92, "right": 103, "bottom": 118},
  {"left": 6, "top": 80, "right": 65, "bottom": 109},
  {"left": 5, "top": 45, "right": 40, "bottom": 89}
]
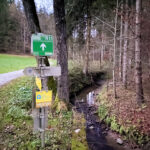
[
  {"left": 96, "top": 84, "right": 150, "bottom": 149},
  {"left": 0, "top": 54, "right": 56, "bottom": 73},
  {"left": 0, "top": 54, "right": 36, "bottom": 73},
  {"left": 71, "top": 111, "right": 88, "bottom": 150},
  {"left": 0, "top": 77, "right": 34, "bottom": 149},
  {"left": 0, "top": 77, "right": 72, "bottom": 149},
  {"left": 0, "top": 60, "right": 106, "bottom": 149}
]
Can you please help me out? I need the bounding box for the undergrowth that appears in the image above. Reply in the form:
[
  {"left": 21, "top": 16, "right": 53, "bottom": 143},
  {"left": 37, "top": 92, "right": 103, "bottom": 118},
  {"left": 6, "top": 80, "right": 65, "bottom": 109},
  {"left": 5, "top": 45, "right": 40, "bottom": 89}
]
[
  {"left": 97, "top": 85, "right": 150, "bottom": 148},
  {"left": 0, "top": 61, "right": 107, "bottom": 149},
  {"left": 0, "top": 77, "right": 73, "bottom": 149},
  {"left": 71, "top": 111, "right": 88, "bottom": 150},
  {"left": 69, "top": 66, "right": 105, "bottom": 97}
]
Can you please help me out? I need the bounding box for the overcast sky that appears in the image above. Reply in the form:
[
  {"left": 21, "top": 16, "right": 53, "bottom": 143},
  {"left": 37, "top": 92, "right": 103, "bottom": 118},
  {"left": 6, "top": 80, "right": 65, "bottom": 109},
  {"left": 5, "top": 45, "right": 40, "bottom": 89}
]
[{"left": 15, "top": 0, "right": 53, "bottom": 14}]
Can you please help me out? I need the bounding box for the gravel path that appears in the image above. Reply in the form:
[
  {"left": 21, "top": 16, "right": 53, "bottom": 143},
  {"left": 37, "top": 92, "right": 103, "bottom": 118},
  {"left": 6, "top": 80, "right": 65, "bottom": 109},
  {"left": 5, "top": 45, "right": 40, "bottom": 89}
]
[
  {"left": 0, "top": 61, "right": 54, "bottom": 87},
  {"left": 0, "top": 70, "right": 24, "bottom": 87}
]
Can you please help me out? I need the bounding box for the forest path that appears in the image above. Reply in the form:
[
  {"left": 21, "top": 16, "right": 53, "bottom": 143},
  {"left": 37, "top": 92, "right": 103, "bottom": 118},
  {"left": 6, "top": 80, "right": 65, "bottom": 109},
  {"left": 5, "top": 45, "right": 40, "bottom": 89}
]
[{"left": 0, "top": 70, "right": 24, "bottom": 87}]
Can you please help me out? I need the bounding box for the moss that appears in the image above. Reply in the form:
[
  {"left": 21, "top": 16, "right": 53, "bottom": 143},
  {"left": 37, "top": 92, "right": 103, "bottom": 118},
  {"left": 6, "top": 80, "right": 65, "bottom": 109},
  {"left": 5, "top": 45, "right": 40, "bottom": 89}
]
[
  {"left": 47, "top": 76, "right": 57, "bottom": 95},
  {"left": 71, "top": 112, "right": 89, "bottom": 150},
  {"left": 47, "top": 111, "right": 73, "bottom": 149},
  {"left": 72, "top": 138, "right": 88, "bottom": 150},
  {"left": 51, "top": 94, "right": 59, "bottom": 112},
  {"left": 51, "top": 94, "right": 68, "bottom": 113}
]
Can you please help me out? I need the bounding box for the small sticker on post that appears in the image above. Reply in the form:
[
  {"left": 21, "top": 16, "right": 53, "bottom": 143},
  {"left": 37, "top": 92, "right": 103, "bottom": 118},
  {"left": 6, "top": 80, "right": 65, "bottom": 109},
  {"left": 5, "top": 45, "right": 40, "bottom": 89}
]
[
  {"left": 36, "top": 77, "right": 42, "bottom": 90},
  {"left": 36, "top": 90, "right": 52, "bottom": 108}
]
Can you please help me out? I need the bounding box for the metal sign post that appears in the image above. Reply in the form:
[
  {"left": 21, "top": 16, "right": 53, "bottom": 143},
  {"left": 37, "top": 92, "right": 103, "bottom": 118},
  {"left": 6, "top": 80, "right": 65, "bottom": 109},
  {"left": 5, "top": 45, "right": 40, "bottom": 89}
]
[
  {"left": 24, "top": 34, "right": 61, "bottom": 148},
  {"left": 37, "top": 57, "right": 48, "bottom": 148}
]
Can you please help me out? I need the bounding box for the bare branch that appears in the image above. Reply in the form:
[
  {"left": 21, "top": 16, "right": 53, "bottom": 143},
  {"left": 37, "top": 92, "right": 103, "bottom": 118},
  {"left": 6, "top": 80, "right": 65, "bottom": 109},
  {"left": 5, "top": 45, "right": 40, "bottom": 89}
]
[{"left": 94, "top": 16, "right": 115, "bottom": 30}]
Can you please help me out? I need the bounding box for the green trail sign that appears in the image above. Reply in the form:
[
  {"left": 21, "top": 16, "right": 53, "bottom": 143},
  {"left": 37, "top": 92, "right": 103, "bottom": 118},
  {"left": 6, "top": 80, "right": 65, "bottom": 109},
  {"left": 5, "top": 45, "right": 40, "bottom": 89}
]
[{"left": 31, "top": 33, "right": 53, "bottom": 56}]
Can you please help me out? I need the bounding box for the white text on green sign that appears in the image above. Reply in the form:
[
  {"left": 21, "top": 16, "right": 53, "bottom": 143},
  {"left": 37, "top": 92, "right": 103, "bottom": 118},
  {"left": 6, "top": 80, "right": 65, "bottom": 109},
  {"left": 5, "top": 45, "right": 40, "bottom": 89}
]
[{"left": 31, "top": 33, "right": 53, "bottom": 56}]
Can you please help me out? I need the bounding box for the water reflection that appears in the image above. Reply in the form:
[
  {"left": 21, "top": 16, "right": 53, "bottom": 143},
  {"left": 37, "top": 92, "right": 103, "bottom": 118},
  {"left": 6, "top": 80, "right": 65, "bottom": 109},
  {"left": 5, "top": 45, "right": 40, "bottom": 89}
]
[{"left": 87, "top": 91, "right": 95, "bottom": 106}]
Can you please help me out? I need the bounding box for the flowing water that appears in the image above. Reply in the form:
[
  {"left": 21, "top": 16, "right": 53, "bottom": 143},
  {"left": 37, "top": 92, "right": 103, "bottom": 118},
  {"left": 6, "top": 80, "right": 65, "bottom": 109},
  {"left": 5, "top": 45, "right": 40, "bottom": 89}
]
[{"left": 74, "top": 82, "right": 130, "bottom": 150}]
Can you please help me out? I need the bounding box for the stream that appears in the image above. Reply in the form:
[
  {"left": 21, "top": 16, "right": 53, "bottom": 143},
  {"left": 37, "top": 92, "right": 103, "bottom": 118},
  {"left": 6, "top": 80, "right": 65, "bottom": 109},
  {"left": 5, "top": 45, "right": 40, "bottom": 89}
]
[{"left": 74, "top": 81, "right": 129, "bottom": 150}]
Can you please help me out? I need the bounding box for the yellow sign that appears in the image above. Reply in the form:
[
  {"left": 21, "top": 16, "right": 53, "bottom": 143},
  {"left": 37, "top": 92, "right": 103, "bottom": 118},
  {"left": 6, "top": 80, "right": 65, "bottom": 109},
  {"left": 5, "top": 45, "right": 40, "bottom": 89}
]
[
  {"left": 36, "top": 77, "right": 42, "bottom": 90},
  {"left": 36, "top": 90, "right": 52, "bottom": 108}
]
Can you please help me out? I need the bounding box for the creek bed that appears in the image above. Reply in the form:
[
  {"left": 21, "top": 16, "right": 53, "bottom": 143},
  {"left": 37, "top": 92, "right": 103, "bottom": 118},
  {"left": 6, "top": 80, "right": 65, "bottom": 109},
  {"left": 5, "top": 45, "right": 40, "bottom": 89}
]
[{"left": 74, "top": 81, "right": 129, "bottom": 150}]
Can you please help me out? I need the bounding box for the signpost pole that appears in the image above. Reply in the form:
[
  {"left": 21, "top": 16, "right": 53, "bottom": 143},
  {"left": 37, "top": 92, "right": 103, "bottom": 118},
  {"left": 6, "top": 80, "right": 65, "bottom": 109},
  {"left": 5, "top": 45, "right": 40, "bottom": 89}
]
[
  {"left": 23, "top": 33, "right": 61, "bottom": 148},
  {"left": 37, "top": 56, "right": 48, "bottom": 148}
]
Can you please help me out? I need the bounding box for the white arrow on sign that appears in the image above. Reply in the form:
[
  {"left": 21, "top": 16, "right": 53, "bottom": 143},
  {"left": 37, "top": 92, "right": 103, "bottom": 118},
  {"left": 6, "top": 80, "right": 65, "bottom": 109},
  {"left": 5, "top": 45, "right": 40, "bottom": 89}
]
[{"left": 40, "top": 43, "right": 46, "bottom": 51}]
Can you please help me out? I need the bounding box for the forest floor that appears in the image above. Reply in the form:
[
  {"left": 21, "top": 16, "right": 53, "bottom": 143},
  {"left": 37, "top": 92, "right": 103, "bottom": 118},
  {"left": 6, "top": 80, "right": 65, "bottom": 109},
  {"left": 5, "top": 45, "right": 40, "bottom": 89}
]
[{"left": 96, "top": 80, "right": 150, "bottom": 150}]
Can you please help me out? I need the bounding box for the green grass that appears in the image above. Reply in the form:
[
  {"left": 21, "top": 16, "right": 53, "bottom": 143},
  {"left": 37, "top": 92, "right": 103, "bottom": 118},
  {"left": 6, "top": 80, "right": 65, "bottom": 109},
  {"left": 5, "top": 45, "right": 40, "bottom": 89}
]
[
  {"left": 0, "top": 58, "right": 106, "bottom": 149},
  {"left": 0, "top": 77, "right": 35, "bottom": 149},
  {"left": 0, "top": 54, "right": 36, "bottom": 73},
  {"left": 0, "top": 54, "right": 57, "bottom": 73},
  {"left": 0, "top": 76, "right": 72, "bottom": 149}
]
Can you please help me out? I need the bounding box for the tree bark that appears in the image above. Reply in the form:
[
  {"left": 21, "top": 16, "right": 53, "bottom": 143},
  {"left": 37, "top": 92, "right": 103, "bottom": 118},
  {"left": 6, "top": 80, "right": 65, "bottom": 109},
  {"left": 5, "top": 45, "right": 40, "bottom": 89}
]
[
  {"left": 135, "top": 0, "right": 144, "bottom": 104},
  {"left": 53, "top": 0, "right": 69, "bottom": 102},
  {"left": 119, "top": 4, "right": 123, "bottom": 81},
  {"left": 113, "top": 0, "right": 118, "bottom": 98},
  {"left": 83, "top": 0, "right": 91, "bottom": 75},
  {"left": 22, "top": 0, "right": 41, "bottom": 33},
  {"left": 123, "top": 0, "right": 129, "bottom": 89},
  {"left": 22, "top": 0, "right": 50, "bottom": 65},
  {"left": 23, "top": 18, "right": 26, "bottom": 53},
  {"left": 101, "top": 22, "right": 104, "bottom": 62},
  {"left": 83, "top": 16, "right": 91, "bottom": 74}
]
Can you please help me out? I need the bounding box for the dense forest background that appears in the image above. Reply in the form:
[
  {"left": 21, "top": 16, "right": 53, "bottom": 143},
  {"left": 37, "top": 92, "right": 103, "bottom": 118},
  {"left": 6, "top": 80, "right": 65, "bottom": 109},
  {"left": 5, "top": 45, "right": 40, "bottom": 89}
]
[{"left": 0, "top": 0, "right": 56, "bottom": 54}]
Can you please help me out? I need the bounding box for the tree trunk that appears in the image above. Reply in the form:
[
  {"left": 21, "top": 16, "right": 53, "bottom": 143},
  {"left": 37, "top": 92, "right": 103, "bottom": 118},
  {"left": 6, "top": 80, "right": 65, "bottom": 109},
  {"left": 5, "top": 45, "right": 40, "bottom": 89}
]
[
  {"left": 101, "top": 23, "right": 104, "bottom": 62},
  {"left": 83, "top": 15, "right": 91, "bottom": 74},
  {"left": 135, "top": 0, "right": 144, "bottom": 104},
  {"left": 22, "top": 0, "right": 41, "bottom": 33},
  {"left": 99, "top": 35, "right": 101, "bottom": 68},
  {"left": 123, "top": 0, "right": 128, "bottom": 89},
  {"left": 83, "top": 0, "right": 91, "bottom": 75},
  {"left": 22, "top": 0, "right": 50, "bottom": 64},
  {"left": 113, "top": 0, "right": 118, "bottom": 98},
  {"left": 53, "top": 0, "right": 69, "bottom": 102},
  {"left": 23, "top": 18, "right": 26, "bottom": 53},
  {"left": 148, "top": 54, "right": 150, "bottom": 79},
  {"left": 119, "top": 4, "right": 123, "bottom": 81}
]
